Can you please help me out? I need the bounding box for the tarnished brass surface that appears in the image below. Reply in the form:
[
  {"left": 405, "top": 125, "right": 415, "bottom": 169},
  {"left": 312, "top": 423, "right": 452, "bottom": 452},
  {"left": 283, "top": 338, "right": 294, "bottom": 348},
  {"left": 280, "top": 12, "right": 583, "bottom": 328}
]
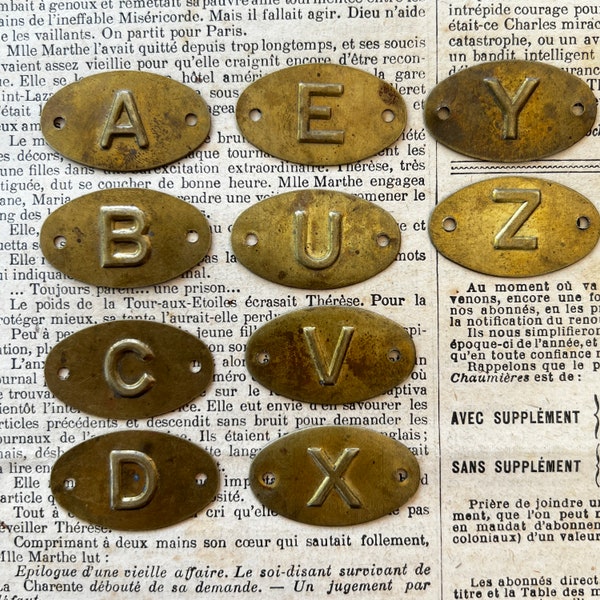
[
  {"left": 429, "top": 177, "right": 600, "bottom": 277},
  {"left": 41, "top": 71, "right": 210, "bottom": 171},
  {"left": 51, "top": 431, "right": 219, "bottom": 530},
  {"left": 425, "top": 61, "right": 596, "bottom": 161},
  {"left": 40, "top": 188, "right": 211, "bottom": 288},
  {"left": 250, "top": 426, "right": 420, "bottom": 526},
  {"left": 45, "top": 321, "right": 213, "bottom": 419},
  {"left": 246, "top": 307, "right": 415, "bottom": 404},
  {"left": 231, "top": 189, "right": 400, "bottom": 288},
  {"left": 236, "top": 64, "right": 406, "bottom": 165}
]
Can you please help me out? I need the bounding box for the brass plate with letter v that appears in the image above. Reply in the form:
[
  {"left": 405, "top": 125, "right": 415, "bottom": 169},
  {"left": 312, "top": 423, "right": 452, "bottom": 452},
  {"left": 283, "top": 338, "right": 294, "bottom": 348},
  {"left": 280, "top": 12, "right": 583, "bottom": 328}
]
[
  {"left": 246, "top": 307, "right": 415, "bottom": 404},
  {"left": 236, "top": 64, "right": 406, "bottom": 165},
  {"left": 45, "top": 321, "right": 213, "bottom": 419},
  {"left": 40, "top": 188, "right": 211, "bottom": 288},
  {"left": 429, "top": 177, "right": 600, "bottom": 277},
  {"left": 51, "top": 431, "right": 219, "bottom": 530},
  {"left": 231, "top": 189, "right": 400, "bottom": 289},
  {"left": 250, "top": 426, "right": 420, "bottom": 526},
  {"left": 41, "top": 71, "right": 210, "bottom": 171},
  {"left": 425, "top": 61, "right": 596, "bottom": 161}
]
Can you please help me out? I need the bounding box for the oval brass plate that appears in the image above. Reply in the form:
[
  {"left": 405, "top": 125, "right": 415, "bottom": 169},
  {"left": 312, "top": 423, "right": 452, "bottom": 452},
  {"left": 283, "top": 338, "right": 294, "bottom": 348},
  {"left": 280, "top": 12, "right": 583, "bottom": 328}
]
[
  {"left": 41, "top": 71, "right": 210, "bottom": 171},
  {"left": 51, "top": 431, "right": 219, "bottom": 530},
  {"left": 250, "top": 426, "right": 420, "bottom": 526},
  {"left": 40, "top": 188, "right": 211, "bottom": 288},
  {"left": 231, "top": 189, "right": 400, "bottom": 289},
  {"left": 236, "top": 64, "right": 406, "bottom": 165},
  {"left": 430, "top": 177, "right": 600, "bottom": 277},
  {"left": 425, "top": 61, "right": 596, "bottom": 161},
  {"left": 45, "top": 321, "right": 213, "bottom": 419},
  {"left": 246, "top": 307, "right": 415, "bottom": 404}
]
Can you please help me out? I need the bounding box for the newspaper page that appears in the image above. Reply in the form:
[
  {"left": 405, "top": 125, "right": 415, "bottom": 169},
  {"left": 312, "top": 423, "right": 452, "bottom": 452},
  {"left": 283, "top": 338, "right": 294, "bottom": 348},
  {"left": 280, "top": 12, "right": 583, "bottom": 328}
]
[{"left": 1, "top": 0, "right": 600, "bottom": 597}]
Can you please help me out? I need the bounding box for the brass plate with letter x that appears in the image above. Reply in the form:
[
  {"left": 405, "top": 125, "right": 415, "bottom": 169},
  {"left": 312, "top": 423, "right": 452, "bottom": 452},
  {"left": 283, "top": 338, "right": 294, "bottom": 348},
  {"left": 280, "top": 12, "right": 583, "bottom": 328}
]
[
  {"left": 425, "top": 61, "right": 596, "bottom": 161},
  {"left": 51, "top": 431, "right": 219, "bottom": 530},
  {"left": 246, "top": 307, "right": 415, "bottom": 404},
  {"left": 45, "top": 321, "right": 213, "bottom": 419},
  {"left": 40, "top": 188, "right": 211, "bottom": 288},
  {"left": 231, "top": 189, "right": 400, "bottom": 289},
  {"left": 41, "top": 71, "right": 210, "bottom": 171},
  {"left": 250, "top": 426, "right": 420, "bottom": 526},
  {"left": 429, "top": 177, "right": 600, "bottom": 277},
  {"left": 236, "top": 64, "right": 406, "bottom": 165}
]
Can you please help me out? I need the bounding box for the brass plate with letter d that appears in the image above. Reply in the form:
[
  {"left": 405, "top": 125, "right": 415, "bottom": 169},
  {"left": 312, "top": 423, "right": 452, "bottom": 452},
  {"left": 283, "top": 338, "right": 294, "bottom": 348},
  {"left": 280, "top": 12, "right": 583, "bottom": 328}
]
[{"left": 51, "top": 431, "right": 219, "bottom": 530}]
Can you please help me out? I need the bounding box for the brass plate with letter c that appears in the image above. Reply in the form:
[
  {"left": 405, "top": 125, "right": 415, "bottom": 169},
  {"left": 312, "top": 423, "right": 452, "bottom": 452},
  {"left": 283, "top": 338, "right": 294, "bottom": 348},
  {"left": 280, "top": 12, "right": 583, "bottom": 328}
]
[
  {"left": 236, "top": 64, "right": 406, "bottom": 165},
  {"left": 51, "top": 431, "right": 219, "bottom": 530},
  {"left": 45, "top": 321, "right": 213, "bottom": 419},
  {"left": 231, "top": 189, "right": 400, "bottom": 289},
  {"left": 41, "top": 71, "right": 210, "bottom": 171},
  {"left": 246, "top": 307, "right": 415, "bottom": 404},
  {"left": 429, "top": 177, "right": 600, "bottom": 277},
  {"left": 250, "top": 426, "right": 420, "bottom": 526}
]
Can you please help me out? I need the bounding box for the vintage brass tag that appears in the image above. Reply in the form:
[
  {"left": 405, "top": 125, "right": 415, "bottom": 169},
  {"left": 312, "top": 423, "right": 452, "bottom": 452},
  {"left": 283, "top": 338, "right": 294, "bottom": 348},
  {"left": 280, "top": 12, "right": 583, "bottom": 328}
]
[
  {"left": 45, "top": 321, "right": 213, "bottom": 419},
  {"left": 231, "top": 189, "right": 400, "bottom": 289},
  {"left": 236, "top": 64, "right": 406, "bottom": 165},
  {"left": 425, "top": 61, "right": 596, "bottom": 161},
  {"left": 41, "top": 71, "right": 210, "bottom": 171},
  {"left": 246, "top": 307, "right": 415, "bottom": 404},
  {"left": 430, "top": 177, "right": 600, "bottom": 277},
  {"left": 40, "top": 188, "right": 210, "bottom": 288},
  {"left": 51, "top": 431, "right": 219, "bottom": 530},
  {"left": 250, "top": 426, "right": 420, "bottom": 526}
]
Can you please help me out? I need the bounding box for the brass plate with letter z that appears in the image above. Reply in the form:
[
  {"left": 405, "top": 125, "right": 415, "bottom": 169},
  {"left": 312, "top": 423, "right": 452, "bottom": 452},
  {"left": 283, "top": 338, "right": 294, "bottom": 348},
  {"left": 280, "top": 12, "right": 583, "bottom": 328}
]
[
  {"left": 250, "top": 426, "right": 420, "bottom": 526},
  {"left": 41, "top": 71, "right": 210, "bottom": 171},
  {"left": 425, "top": 61, "right": 596, "bottom": 161},
  {"left": 40, "top": 188, "right": 211, "bottom": 288},
  {"left": 231, "top": 189, "right": 400, "bottom": 289},
  {"left": 246, "top": 307, "right": 415, "bottom": 404},
  {"left": 429, "top": 177, "right": 600, "bottom": 277},
  {"left": 45, "top": 321, "right": 213, "bottom": 419},
  {"left": 51, "top": 431, "right": 219, "bottom": 530},
  {"left": 236, "top": 64, "right": 406, "bottom": 165}
]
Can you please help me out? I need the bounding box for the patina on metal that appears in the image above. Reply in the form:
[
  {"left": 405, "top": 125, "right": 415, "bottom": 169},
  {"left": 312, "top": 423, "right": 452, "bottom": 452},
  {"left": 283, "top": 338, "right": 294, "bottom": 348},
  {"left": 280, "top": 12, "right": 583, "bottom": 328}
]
[
  {"left": 51, "top": 431, "right": 219, "bottom": 530},
  {"left": 425, "top": 61, "right": 596, "bottom": 161},
  {"left": 236, "top": 64, "right": 406, "bottom": 165},
  {"left": 45, "top": 321, "right": 213, "bottom": 419},
  {"left": 429, "top": 177, "right": 600, "bottom": 277},
  {"left": 231, "top": 189, "right": 400, "bottom": 288},
  {"left": 41, "top": 71, "right": 210, "bottom": 171},
  {"left": 246, "top": 307, "right": 415, "bottom": 404},
  {"left": 250, "top": 426, "right": 420, "bottom": 526},
  {"left": 40, "top": 188, "right": 211, "bottom": 288}
]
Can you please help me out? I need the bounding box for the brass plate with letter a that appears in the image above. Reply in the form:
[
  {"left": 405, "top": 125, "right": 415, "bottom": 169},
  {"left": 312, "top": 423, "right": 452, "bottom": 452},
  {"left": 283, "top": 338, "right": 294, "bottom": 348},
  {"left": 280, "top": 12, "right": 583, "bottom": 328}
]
[
  {"left": 246, "top": 307, "right": 415, "bottom": 404},
  {"left": 425, "top": 61, "right": 596, "bottom": 161},
  {"left": 45, "top": 321, "right": 213, "bottom": 419},
  {"left": 231, "top": 189, "right": 400, "bottom": 289},
  {"left": 41, "top": 71, "right": 210, "bottom": 171},
  {"left": 40, "top": 188, "right": 211, "bottom": 288},
  {"left": 51, "top": 431, "right": 219, "bottom": 530},
  {"left": 236, "top": 64, "right": 406, "bottom": 165},
  {"left": 250, "top": 426, "right": 420, "bottom": 526},
  {"left": 429, "top": 177, "right": 600, "bottom": 277}
]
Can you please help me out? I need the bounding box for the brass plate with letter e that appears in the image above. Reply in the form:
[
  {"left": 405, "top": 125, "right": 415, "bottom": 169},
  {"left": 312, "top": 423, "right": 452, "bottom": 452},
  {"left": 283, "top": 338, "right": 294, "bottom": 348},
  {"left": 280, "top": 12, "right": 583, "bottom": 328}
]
[
  {"left": 250, "top": 426, "right": 420, "bottom": 526},
  {"left": 425, "top": 61, "right": 596, "bottom": 161},
  {"left": 429, "top": 177, "right": 600, "bottom": 277},
  {"left": 236, "top": 64, "right": 406, "bottom": 165},
  {"left": 51, "top": 431, "right": 219, "bottom": 530},
  {"left": 45, "top": 321, "right": 213, "bottom": 419},
  {"left": 246, "top": 307, "right": 415, "bottom": 404},
  {"left": 40, "top": 188, "right": 211, "bottom": 288},
  {"left": 41, "top": 71, "right": 210, "bottom": 171},
  {"left": 231, "top": 189, "right": 400, "bottom": 288}
]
